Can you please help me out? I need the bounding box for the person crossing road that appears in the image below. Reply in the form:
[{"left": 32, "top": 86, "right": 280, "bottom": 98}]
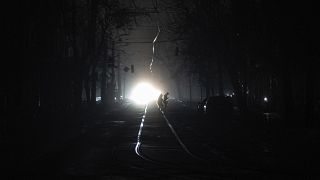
[
  {"left": 163, "top": 92, "right": 169, "bottom": 112},
  {"left": 157, "top": 93, "right": 164, "bottom": 110}
]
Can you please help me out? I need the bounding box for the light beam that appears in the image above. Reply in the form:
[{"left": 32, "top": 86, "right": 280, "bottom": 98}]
[
  {"left": 149, "top": 24, "right": 160, "bottom": 73},
  {"left": 129, "top": 82, "right": 161, "bottom": 105}
]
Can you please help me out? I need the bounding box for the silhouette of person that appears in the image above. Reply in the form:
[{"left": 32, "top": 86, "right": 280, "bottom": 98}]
[
  {"left": 157, "top": 93, "right": 163, "bottom": 109},
  {"left": 163, "top": 92, "right": 169, "bottom": 111}
]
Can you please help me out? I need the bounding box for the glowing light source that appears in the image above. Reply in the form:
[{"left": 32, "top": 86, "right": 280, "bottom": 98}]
[
  {"left": 129, "top": 82, "right": 161, "bottom": 105},
  {"left": 264, "top": 97, "right": 268, "bottom": 102}
]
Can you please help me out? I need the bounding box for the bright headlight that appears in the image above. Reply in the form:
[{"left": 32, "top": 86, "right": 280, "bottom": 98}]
[{"left": 129, "top": 82, "right": 161, "bottom": 105}]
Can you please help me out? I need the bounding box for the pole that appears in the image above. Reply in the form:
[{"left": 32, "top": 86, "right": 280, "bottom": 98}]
[
  {"left": 189, "top": 75, "right": 192, "bottom": 103},
  {"left": 200, "top": 86, "right": 203, "bottom": 101},
  {"left": 123, "top": 73, "right": 126, "bottom": 98},
  {"left": 117, "top": 56, "right": 121, "bottom": 100},
  {"left": 111, "top": 41, "right": 115, "bottom": 102}
]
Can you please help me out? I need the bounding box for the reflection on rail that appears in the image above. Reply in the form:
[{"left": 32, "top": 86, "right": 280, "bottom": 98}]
[
  {"left": 159, "top": 108, "right": 206, "bottom": 162},
  {"left": 135, "top": 105, "right": 149, "bottom": 161},
  {"left": 135, "top": 102, "right": 207, "bottom": 165}
]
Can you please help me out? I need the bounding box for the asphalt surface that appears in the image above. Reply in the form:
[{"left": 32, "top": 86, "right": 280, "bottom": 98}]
[{"left": 12, "top": 100, "right": 320, "bottom": 179}]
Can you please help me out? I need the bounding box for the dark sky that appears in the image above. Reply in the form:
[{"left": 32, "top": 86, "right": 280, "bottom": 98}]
[{"left": 118, "top": 1, "right": 184, "bottom": 99}]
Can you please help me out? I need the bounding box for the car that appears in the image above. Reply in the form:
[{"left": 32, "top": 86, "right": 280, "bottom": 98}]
[
  {"left": 197, "top": 98, "right": 207, "bottom": 113},
  {"left": 203, "top": 96, "right": 234, "bottom": 116}
]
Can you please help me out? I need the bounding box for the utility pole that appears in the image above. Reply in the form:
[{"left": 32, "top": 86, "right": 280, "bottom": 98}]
[
  {"left": 123, "top": 73, "right": 126, "bottom": 98},
  {"left": 122, "top": 65, "right": 133, "bottom": 99},
  {"left": 189, "top": 74, "right": 192, "bottom": 103},
  {"left": 122, "top": 66, "right": 129, "bottom": 98},
  {"left": 101, "top": 59, "right": 107, "bottom": 104},
  {"left": 110, "top": 40, "right": 116, "bottom": 102},
  {"left": 200, "top": 86, "right": 203, "bottom": 101},
  {"left": 217, "top": 59, "right": 224, "bottom": 96},
  {"left": 117, "top": 53, "right": 121, "bottom": 100}
]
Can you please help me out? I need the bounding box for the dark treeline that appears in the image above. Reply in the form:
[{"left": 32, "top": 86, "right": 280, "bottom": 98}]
[
  {"left": 1, "top": 0, "right": 142, "bottom": 163},
  {"left": 1, "top": 0, "right": 320, "bottom": 171},
  {"left": 167, "top": 0, "right": 319, "bottom": 127}
]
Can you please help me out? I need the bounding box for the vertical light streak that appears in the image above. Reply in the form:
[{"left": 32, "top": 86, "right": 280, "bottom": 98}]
[{"left": 149, "top": 24, "right": 161, "bottom": 73}]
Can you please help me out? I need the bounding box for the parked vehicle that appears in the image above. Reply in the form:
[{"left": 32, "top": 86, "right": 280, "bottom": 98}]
[
  {"left": 203, "top": 96, "right": 234, "bottom": 116},
  {"left": 197, "top": 98, "right": 207, "bottom": 113}
]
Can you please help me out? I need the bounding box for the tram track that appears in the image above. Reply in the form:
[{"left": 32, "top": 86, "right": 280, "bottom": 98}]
[
  {"left": 134, "top": 103, "right": 207, "bottom": 167},
  {"left": 133, "top": 101, "right": 265, "bottom": 177}
]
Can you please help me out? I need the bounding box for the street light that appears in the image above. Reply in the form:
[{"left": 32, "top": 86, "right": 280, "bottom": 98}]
[{"left": 264, "top": 97, "right": 268, "bottom": 102}]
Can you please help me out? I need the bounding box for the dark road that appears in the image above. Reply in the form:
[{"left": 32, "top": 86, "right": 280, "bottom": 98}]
[
  {"left": 18, "top": 101, "right": 250, "bottom": 178},
  {"left": 11, "top": 100, "right": 316, "bottom": 179}
]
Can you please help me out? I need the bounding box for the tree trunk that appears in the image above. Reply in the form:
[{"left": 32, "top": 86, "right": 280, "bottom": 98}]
[
  {"left": 189, "top": 75, "right": 192, "bottom": 102},
  {"left": 174, "top": 77, "right": 182, "bottom": 100},
  {"left": 87, "top": 0, "right": 98, "bottom": 107},
  {"left": 305, "top": 60, "right": 315, "bottom": 128},
  {"left": 84, "top": 77, "right": 90, "bottom": 102},
  {"left": 205, "top": 85, "right": 210, "bottom": 98},
  {"left": 117, "top": 55, "right": 121, "bottom": 100},
  {"left": 101, "top": 62, "right": 107, "bottom": 104},
  {"left": 217, "top": 59, "right": 224, "bottom": 96},
  {"left": 281, "top": 59, "right": 294, "bottom": 126},
  {"left": 109, "top": 40, "right": 116, "bottom": 104},
  {"left": 90, "top": 72, "right": 97, "bottom": 105}
]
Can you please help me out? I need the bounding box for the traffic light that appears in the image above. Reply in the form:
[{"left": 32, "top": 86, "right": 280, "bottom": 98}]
[{"left": 131, "top": 64, "right": 134, "bottom": 73}]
